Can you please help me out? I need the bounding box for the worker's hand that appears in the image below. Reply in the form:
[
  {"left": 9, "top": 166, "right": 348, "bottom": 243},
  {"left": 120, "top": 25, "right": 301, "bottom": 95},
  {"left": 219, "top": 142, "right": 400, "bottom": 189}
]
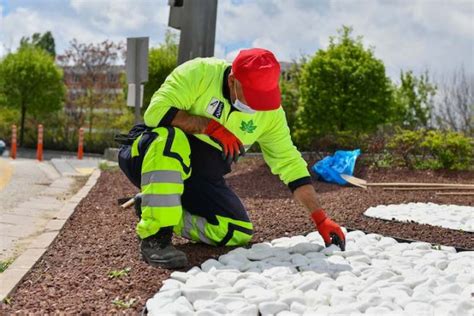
[
  {"left": 204, "top": 120, "right": 245, "bottom": 164},
  {"left": 311, "top": 209, "right": 346, "bottom": 251}
]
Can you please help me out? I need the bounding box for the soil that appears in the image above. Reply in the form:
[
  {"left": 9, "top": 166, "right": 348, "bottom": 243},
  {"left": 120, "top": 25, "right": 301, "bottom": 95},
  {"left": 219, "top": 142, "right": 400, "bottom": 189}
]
[{"left": 1, "top": 157, "right": 473, "bottom": 314}]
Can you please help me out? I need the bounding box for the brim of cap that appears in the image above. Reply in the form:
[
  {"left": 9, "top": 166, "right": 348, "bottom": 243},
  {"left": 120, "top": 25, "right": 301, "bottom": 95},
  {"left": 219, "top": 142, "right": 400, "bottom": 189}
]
[{"left": 241, "top": 85, "right": 281, "bottom": 111}]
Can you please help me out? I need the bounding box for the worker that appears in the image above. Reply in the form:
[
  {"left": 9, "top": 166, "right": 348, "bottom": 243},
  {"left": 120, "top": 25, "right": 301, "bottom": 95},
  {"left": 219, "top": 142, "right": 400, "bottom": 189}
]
[{"left": 118, "top": 48, "right": 345, "bottom": 269}]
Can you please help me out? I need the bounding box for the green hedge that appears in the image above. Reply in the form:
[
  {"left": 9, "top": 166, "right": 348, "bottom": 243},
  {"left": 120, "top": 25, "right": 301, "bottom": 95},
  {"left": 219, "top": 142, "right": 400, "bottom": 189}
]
[{"left": 386, "top": 129, "right": 473, "bottom": 170}]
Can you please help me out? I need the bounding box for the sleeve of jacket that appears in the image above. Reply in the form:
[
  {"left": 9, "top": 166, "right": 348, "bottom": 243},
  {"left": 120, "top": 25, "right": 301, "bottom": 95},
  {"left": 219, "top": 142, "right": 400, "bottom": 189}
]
[
  {"left": 257, "top": 108, "right": 312, "bottom": 192},
  {"left": 144, "top": 59, "right": 203, "bottom": 128}
]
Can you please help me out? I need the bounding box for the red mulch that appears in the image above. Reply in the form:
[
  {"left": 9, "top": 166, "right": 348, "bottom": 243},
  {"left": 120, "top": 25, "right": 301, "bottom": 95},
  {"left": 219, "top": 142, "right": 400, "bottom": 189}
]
[{"left": 1, "top": 157, "right": 473, "bottom": 314}]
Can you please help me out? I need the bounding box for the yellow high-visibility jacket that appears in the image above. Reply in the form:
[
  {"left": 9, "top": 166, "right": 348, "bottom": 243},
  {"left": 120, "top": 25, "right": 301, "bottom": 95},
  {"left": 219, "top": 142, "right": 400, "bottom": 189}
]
[{"left": 144, "top": 57, "right": 311, "bottom": 191}]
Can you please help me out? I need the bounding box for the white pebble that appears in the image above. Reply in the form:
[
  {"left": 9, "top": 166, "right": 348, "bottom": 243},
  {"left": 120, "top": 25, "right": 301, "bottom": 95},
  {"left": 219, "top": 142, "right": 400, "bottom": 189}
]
[
  {"left": 364, "top": 203, "right": 474, "bottom": 232},
  {"left": 170, "top": 271, "right": 190, "bottom": 283},
  {"left": 146, "top": 228, "right": 473, "bottom": 316},
  {"left": 160, "top": 279, "right": 183, "bottom": 291},
  {"left": 259, "top": 301, "right": 288, "bottom": 315},
  {"left": 246, "top": 249, "right": 274, "bottom": 261},
  {"left": 182, "top": 289, "right": 217, "bottom": 303},
  {"left": 195, "top": 310, "right": 221, "bottom": 316},
  {"left": 201, "top": 259, "right": 223, "bottom": 272},
  {"left": 233, "top": 304, "right": 258, "bottom": 316},
  {"left": 290, "top": 243, "right": 324, "bottom": 255},
  {"left": 290, "top": 301, "right": 307, "bottom": 314}
]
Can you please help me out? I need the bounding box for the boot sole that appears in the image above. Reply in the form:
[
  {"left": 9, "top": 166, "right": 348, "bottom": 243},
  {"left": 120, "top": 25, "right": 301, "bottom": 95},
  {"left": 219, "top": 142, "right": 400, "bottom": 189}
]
[{"left": 141, "top": 253, "right": 188, "bottom": 269}]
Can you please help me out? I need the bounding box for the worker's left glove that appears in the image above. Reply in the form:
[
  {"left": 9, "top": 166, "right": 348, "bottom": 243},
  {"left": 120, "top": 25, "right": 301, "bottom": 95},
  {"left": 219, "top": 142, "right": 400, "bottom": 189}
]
[
  {"left": 204, "top": 120, "right": 245, "bottom": 164},
  {"left": 311, "top": 209, "right": 346, "bottom": 251}
]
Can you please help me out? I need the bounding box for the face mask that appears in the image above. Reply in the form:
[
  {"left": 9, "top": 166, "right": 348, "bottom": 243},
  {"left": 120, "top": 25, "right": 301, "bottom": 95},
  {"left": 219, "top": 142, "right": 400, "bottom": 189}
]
[{"left": 233, "top": 85, "right": 256, "bottom": 114}]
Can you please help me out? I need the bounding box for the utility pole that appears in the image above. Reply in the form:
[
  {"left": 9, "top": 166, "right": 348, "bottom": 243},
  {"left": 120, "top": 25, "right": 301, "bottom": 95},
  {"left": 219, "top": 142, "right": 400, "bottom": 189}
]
[
  {"left": 168, "top": 0, "right": 218, "bottom": 65},
  {"left": 126, "top": 37, "right": 149, "bottom": 123}
]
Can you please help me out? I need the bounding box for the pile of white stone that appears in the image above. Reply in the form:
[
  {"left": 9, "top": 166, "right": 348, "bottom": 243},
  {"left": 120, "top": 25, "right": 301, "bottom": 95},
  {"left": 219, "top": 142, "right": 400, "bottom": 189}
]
[
  {"left": 146, "top": 230, "right": 473, "bottom": 315},
  {"left": 364, "top": 202, "right": 474, "bottom": 232}
]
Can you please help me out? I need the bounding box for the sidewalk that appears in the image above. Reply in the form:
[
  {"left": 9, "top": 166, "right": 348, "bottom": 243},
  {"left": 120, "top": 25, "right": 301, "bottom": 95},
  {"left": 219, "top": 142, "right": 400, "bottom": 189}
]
[{"left": 0, "top": 156, "right": 102, "bottom": 301}]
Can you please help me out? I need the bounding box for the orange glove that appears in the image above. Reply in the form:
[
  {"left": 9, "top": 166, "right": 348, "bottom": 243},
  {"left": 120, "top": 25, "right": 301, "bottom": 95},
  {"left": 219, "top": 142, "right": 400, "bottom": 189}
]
[
  {"left": 311, "top": 209, "right": 346, "bottom": 250},
  {"left": 205, "top": 120, "right": 245, "bottom": 164}
]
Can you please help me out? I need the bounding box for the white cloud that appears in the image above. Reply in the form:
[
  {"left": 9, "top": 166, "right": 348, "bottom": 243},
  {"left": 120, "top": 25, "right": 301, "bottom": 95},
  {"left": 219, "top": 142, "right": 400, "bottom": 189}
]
[
  {"left": 0, "top": 7, "right": 54, "bottom": 51},
  {"left": 215, "top": 0, "right": 474, "bottom": 78},
  {"left": 0, "top": 0, "right": 170, "bottom": 57},
  {"left": 69, "top": 0, "right": 168, "bottom": 33},
  {"left": 1, "top": 0, "right": 473, "bottom": 79}
]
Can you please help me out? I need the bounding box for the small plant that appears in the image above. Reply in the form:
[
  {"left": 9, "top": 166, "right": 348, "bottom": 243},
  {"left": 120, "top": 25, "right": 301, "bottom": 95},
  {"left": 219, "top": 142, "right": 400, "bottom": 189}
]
[
  {"left": 3, "top": 297, "right": 13, "bottom": 305},
  {"left": 0, "top": 258, "right": 14, "bottom": 273},
  {"left": 112, "top": 297, "right": 136, "bottom": 308},
  {"left": 99, "top": 161, "right": 119, "bottom": 171},
  {"left": 107, "top": 267, "right": 131, "bottom": 279}
]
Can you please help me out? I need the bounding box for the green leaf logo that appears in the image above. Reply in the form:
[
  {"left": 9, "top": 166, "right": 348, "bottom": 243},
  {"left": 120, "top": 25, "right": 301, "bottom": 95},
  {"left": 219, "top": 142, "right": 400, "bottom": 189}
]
[{"left": 240, "top": 120, "right": 257, "bottom": 134}]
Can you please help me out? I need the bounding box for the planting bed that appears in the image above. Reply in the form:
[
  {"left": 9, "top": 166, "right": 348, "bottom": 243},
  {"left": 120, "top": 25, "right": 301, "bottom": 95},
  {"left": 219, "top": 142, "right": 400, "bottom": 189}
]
[
  {"left": 147, "top": 230, "right": 473, "bottom": 315},
  {"left": 364, "top": 202, "right": 474, "bottom": 232},
  {"left": 1, "top": 157, "right": 473, "bottom": 314}
]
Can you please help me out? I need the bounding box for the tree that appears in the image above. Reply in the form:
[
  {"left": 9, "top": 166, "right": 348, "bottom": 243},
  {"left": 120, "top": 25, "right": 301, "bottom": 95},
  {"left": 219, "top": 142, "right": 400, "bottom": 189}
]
[
  {"left": 280, "top": 58, "right": 306, "bottom": 145},
  {"left": 20, "top": 31, "right": 56, "bottom": 57},
  {"left": 299, "top": 26, "right": 393, "bottom": 144},
  {"left": 0, "top": 46, "right": 65, "bottom": 145},
  {"left": 142, "top": 31, "right": 178, "bottom": 111},
  {"left": 57, "top": 40, "right": 125, "bottom": 138},
  {"left": 434, "top": 67, "right": 473, "bottom": 135},
  {"left": 393, "top": 70, "right": 436, "bottom": 129}
]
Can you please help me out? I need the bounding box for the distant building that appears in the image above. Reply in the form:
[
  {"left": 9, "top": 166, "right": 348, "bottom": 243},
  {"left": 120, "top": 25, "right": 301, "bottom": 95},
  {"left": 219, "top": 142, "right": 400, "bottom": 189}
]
[{"left": 61, "top": 65, "right": 125, "bottom": 116}]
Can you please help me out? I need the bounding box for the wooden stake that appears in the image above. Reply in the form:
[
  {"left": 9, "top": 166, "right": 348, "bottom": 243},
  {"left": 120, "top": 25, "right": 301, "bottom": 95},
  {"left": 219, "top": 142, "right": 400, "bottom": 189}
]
[{"left": 120, "top": 197, "right": 136, "bottom": 209}]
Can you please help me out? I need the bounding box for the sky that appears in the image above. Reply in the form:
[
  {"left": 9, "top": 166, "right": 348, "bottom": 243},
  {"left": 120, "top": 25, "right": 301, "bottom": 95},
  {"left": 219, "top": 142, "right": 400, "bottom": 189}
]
[{"left": 0, "top": 0, "right": 473, "bottom": 79}]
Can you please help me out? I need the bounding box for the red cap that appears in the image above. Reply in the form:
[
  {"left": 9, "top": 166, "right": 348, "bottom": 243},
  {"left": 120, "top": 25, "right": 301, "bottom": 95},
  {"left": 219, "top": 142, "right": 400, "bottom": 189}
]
[{"left": 232, "top": 48, "right": 281, "bottom": 111}]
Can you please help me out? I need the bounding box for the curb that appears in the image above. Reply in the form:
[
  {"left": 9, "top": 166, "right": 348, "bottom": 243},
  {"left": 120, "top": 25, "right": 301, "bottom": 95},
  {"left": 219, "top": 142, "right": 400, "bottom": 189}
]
[{"left": 0, "top": 169, "right": 101, "bottom": 302}]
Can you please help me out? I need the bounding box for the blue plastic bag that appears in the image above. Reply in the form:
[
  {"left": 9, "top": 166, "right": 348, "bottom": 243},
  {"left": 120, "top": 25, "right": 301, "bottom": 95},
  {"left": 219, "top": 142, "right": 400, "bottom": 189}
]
[{"left": 311, "top": 149, "right": 361, "bottom": 185}]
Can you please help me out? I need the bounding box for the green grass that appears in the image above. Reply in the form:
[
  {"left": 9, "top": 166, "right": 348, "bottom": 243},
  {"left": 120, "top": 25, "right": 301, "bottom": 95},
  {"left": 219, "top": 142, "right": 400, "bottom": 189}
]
[
  {"left": 112, "top": 297, "right": 136, "bottom": 308},
  {"left": 107, "top": 267, "right": 131, "bottom": 279},
  {"left": 99, "top": 161, "right": 120, "bottom": 171},
  {"left": 0, "top": 258, "right": 14, "bottom": 273}
]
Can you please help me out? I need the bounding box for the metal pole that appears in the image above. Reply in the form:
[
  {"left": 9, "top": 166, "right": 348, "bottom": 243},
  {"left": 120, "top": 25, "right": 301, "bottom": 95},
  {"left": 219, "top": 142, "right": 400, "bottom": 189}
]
[
  {"left": 169, "top": 0, "right": 218, "bottom": 65},
  {"left": 134, "top": 82, "right": 141, "bottom": 124}
]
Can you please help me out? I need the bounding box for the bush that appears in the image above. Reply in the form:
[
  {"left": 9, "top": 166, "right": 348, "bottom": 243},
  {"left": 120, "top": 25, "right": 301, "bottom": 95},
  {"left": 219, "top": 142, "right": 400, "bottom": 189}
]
[
  {"left": 386, "top": 129, "right": 473, "bottom": 170},
  {"left": 0, "top": 106, "right": 19, "bottom": 144},
  {"left": 299, "top": 26, "right": 394, "bottom": 147},
  {"left": 422, "top": 130, "right": 473, "bottom": 170}
]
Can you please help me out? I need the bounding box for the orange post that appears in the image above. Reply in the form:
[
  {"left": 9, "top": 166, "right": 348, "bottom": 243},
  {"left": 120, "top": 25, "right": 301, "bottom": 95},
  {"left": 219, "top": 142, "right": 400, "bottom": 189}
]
[
  {"left": 77, "top": 127, "right": 84, "bottom": 160},
  {"left": 10, "top": 125, "right": 17, "bottom": 159},
  {"left": 37, "top": 124, "right": 43, "bottom": 162}
]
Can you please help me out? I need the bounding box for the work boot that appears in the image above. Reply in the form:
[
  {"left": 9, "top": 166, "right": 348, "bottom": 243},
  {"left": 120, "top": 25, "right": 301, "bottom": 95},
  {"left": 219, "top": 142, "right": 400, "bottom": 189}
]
[{"left": 140, "top": 227, "right": 188, "bottom": 269}]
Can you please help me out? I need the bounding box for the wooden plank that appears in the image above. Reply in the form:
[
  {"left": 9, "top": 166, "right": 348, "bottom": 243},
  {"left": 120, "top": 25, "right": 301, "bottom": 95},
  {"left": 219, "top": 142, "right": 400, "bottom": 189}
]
[
  {"left": 383, "top": 187, "right": 474, "bottom": 191},
  {"left": 341, "top": 174, "right": 474, "bottom": 188},
  {"left": 436, "top": 192, "right": 474, "bottom": 196}
]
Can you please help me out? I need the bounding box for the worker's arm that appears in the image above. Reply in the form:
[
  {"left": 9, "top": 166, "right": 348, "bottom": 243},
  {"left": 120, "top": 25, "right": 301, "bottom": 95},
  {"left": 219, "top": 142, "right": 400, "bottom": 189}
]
[
  {"left": 293, "top": 183, "right": 322, "bottom": 211},
  {"left": 294, "top": 184, "right": 345, "bottom": 250},
  {"left": 257, "top": 108, "right": 312, "bottom": 190},
  {"left": 144, "top": 60, "right": 202, "bottom": 128},
  {"left": 171, "top": 110, "right": 243, "bottom": 164},
  {"left": 258, "top": 109, "right": 345, "bottom": 250},
  {"left": 171, "top": 110, "right": 210, "bottom": 134}
]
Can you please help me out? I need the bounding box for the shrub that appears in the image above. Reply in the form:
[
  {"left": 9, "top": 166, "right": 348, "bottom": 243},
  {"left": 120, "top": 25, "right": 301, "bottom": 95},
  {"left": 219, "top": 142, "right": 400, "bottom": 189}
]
[
  {"left": 299, "top": 26, "right": 394, "bottom": 147},
  {"left": 386, "top": 129, "right": 473, "bottom": 170},
  {"left": 422, "top": 130, "right": 473, "bottom": 170}
]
